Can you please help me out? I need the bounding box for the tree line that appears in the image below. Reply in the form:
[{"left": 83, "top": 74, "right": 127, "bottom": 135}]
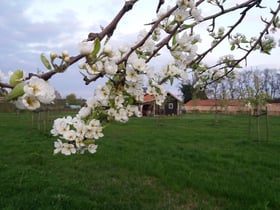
[{"left": 180, "top": 68, "right": 280, "bottom": 103}]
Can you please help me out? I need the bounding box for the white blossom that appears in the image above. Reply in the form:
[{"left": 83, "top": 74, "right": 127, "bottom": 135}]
[
  {"left": 95, "top": 85, "right": 111, "bottom": 100},
  {"left": 54, "top": 139, "right": 63, "bottom": 154},
  {"left": 104, "top": 60, "right": 118, "bottom": 75},
  {"left": 177, "top": 0, "right": 195, "bottom": 8},
  {"left": 191, "top": 7, "right": 203, "bottom": 22},
  {"left": 126, "top": 105, "right": 142, "bottom": 117},
  {"left": 14, "top": 96, "right": 26, "bottom": 110},
  {"left": 88, "top": 144, "right": 98, "bottom": 154},
  {"left": 78, "top": 41, "right": 93, "bottom": 55},
  {"left": 75, "top": 138, "right": 85, "bottom": 149},
  {"left": 22, "top": 94, "right": 40, "bottom": 110},
  {"left": 86, "top": 62, "right": 103, "bottom": 75},
  {"left": 24, "top": 76, "right": 55, "bottom": 104},
  {"left": 115, "top": 95, "right": 124, "bottom": 108},
  {"left": 174, "top": 8, "right": 189, "bottom": 22},
  {"left": 77, "top": 106, "right": 91, "bottom": 119},
  {"left": 180, "top": 71, "right": 188, "bottom": 83},
  {"left": 141, "top": 38, "right": 156, "bottom": 54},
  {"left": 86, "top": 97, "right": 99, "bottom": 108},
  {"left": 88, "top": 119, "right": 101, "bottom": 128},
  {"left": 51, "top": 118, "right": 70, "bottom": 136},
  {"left": 119, "top": 44, "right": 130, "bottom": 54},
  {"left": 63, "top": 130, "right": 77, "bottom": 141},
  {"left": 107, "top": 108, "right": 117, "bottom": 119},
  {"left": 126, "top": 67, "right": 138, "bottom": 82},
  {"left": 114, "top": 108, "right": 129, "bottom": 122},
  {"left": 92, "top": 127, "right": 104, "bottom": 139},
  {"left": 103, "top": 45, "right": 114, "bottom": 57},
  {"left": 61, "top": 143, "right": 76, "bottom": 155}
]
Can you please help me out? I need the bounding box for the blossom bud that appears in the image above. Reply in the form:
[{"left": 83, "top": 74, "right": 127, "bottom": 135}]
[
  {"left": 78, "top": 62, "right": 87, "bottom": 69},
  {"left": 64, "top": 56, "right": 71, "bottom": 63},
  {"left": 50, "top": 52, "right": 57, "bottom": 59},
  {"left": 62, "top": 50, "right": 69, "bottom": 57}
]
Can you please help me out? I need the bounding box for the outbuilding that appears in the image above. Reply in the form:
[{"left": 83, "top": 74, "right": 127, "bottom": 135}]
[{"left": 140, "top": 92, "right": 182, "bottom": 116}]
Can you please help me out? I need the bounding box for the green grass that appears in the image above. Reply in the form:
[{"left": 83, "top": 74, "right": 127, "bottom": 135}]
[{"left": 0, "top": 112, "right": 280, "bottom": 210}]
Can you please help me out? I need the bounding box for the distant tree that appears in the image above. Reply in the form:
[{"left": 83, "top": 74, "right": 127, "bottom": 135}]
[
  {"left": 179, "top": 82, "right": 207, "bottom": 103},
  {"left": 179, "top": 83, "right": 193, "bottom": 103},
  {"left": 205, "top": 68, "right": 280, "bottom": 100},
  {"left": 66, "top": 93, "right": 78, "bottom": 105}
]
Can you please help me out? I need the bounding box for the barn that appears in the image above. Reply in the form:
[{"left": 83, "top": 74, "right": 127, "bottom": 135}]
[{"left": 139, "top": 92, "right": 182, "bottom": 116}]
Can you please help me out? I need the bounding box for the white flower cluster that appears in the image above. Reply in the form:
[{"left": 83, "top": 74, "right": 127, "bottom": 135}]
[
  {"left": 88, "top": 83, "right": 143, "bottom": 123},
  {"left": 137, "top": 29, "right": 157, "bottom": 55},
  {"left": 79, "top": 44, "right": 121, "bottom": 78},
  {"left": 51, "top": 84, "right": 143, "bottom": 155},
  {"left": 78, "top": 38, "right": 166, "bottom": 106},
  {"left": 15, "top": 76, "right": 55, "bottom": 110},
  {"left": 171, "top": 32, "right": 201, "bottom": 67},
  {"left": 175, "top": 0, "right": 203, "bottom": 23},
  {"left": 51, "top": 116, "right": 100, "bottom": 155},
  {"left": 147, "top": 82, "right": 167, "bottom": 105}
]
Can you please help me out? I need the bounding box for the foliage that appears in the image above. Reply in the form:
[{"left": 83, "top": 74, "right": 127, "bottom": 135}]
[
  {"left": 0, "top": 1, "right": 280, "bottom": 154},
  {"left": 65, "top": 93, "right": 79, "bottom": 105},
  {"left": 179, "top": 83, "right": 207, "bottom": 103}
]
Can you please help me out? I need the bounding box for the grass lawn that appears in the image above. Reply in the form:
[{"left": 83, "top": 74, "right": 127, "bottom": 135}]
[{"left": 0, "top": 112, "right": 279, "bottom": 210}]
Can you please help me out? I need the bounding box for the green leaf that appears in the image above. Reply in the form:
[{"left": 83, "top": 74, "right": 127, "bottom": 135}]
[
  {"left": 6, "top": 82, "right": 25, "bottom": 101},
  {"left": 40, "top": 53, "right": 52, "bottom": 70},
  {"left": 172, "top": 32, "right": 178, "bottom": 46},
  {"left": 263, "top": 50, "right": 271, "bottom": 55},
  {"left": 92, "top": 38, "right": 101, "bottom": 58},
  {"left": 169, "top": 77, "right": 174, "bottom": 86},
  {"left": 9, "top": 70, "right": 23, "bottom": 86},
  {"left": 127, "top": 97, "right": 134, "bottom": 105},
  {"left": 84, "top": 139, "right": 95, "bottom": 145},
  {"left": 181, "top": 24, "right": 192, "bottom": 30},
  {"left": 241, "top": 39, "right": 249, "bottom": 44},
  {"left": 230, "top": 45, "right": 235, "bottom": 51}
]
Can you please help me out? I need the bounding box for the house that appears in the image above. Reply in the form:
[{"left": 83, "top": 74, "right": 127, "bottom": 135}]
[
  {"left": 184, "top": 99, "right": 249, "bottom": 114},
  {"left": 185, "top": 99, "right": 280, "bottom": 115},
  {"left": 266, "top": 103, "right": 280, "bottom": 115},
  {"left": 139, "top": 92, "right": 182, "bottom": 116}
]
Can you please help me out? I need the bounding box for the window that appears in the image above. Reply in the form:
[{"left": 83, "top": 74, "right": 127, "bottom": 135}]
[{"left": 168, "top": 103, "right": 173, "bottom": 109}]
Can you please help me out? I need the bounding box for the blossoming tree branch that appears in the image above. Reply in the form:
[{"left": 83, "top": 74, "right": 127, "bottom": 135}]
[{"left": 0, "top": 0, "right": 279, "bottom": 155}]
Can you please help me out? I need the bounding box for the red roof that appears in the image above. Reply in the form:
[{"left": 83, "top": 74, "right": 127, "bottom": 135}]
[
  {"left": 185, "top": 99, "right": 242, "bottom": 107},
  {"left": 143, "top": 94, "right": 155, "bottom": 102},
  {"left": 143, "top": 93, "right": 182, "bottom": 103}
]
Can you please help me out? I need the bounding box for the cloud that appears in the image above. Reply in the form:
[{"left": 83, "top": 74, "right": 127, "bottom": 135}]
[{"left": 1, "top": 0, "right": 280, "bottom": 99}]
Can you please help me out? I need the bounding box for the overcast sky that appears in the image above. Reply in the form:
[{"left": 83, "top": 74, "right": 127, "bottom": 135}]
[{"left": 1, "top": 0, "right": 280, "bottom": 98}]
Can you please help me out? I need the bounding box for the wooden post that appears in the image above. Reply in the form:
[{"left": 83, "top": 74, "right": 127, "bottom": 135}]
[
  {"left": 43, "top": 111, "right": 47, "bottom": 132},
  {"left": 257, "top": 115, "right": 260, "bottom": 142},
  {"left": 248, "top": 109, "right": 251, "bottom": 141},
  {"left": 32, "top": 112, "right": 34, "bottom": 128},
  {"left": 266, "top": 106, "right": 269, "bottom": 142},
  {"left": 37, "top": 112, "right": 41, "bottom": 130}
]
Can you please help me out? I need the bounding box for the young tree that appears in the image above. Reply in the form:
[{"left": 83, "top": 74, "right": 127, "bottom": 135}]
[{"left": 0, "top": 0, "right": 280, "bottom": 155}]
